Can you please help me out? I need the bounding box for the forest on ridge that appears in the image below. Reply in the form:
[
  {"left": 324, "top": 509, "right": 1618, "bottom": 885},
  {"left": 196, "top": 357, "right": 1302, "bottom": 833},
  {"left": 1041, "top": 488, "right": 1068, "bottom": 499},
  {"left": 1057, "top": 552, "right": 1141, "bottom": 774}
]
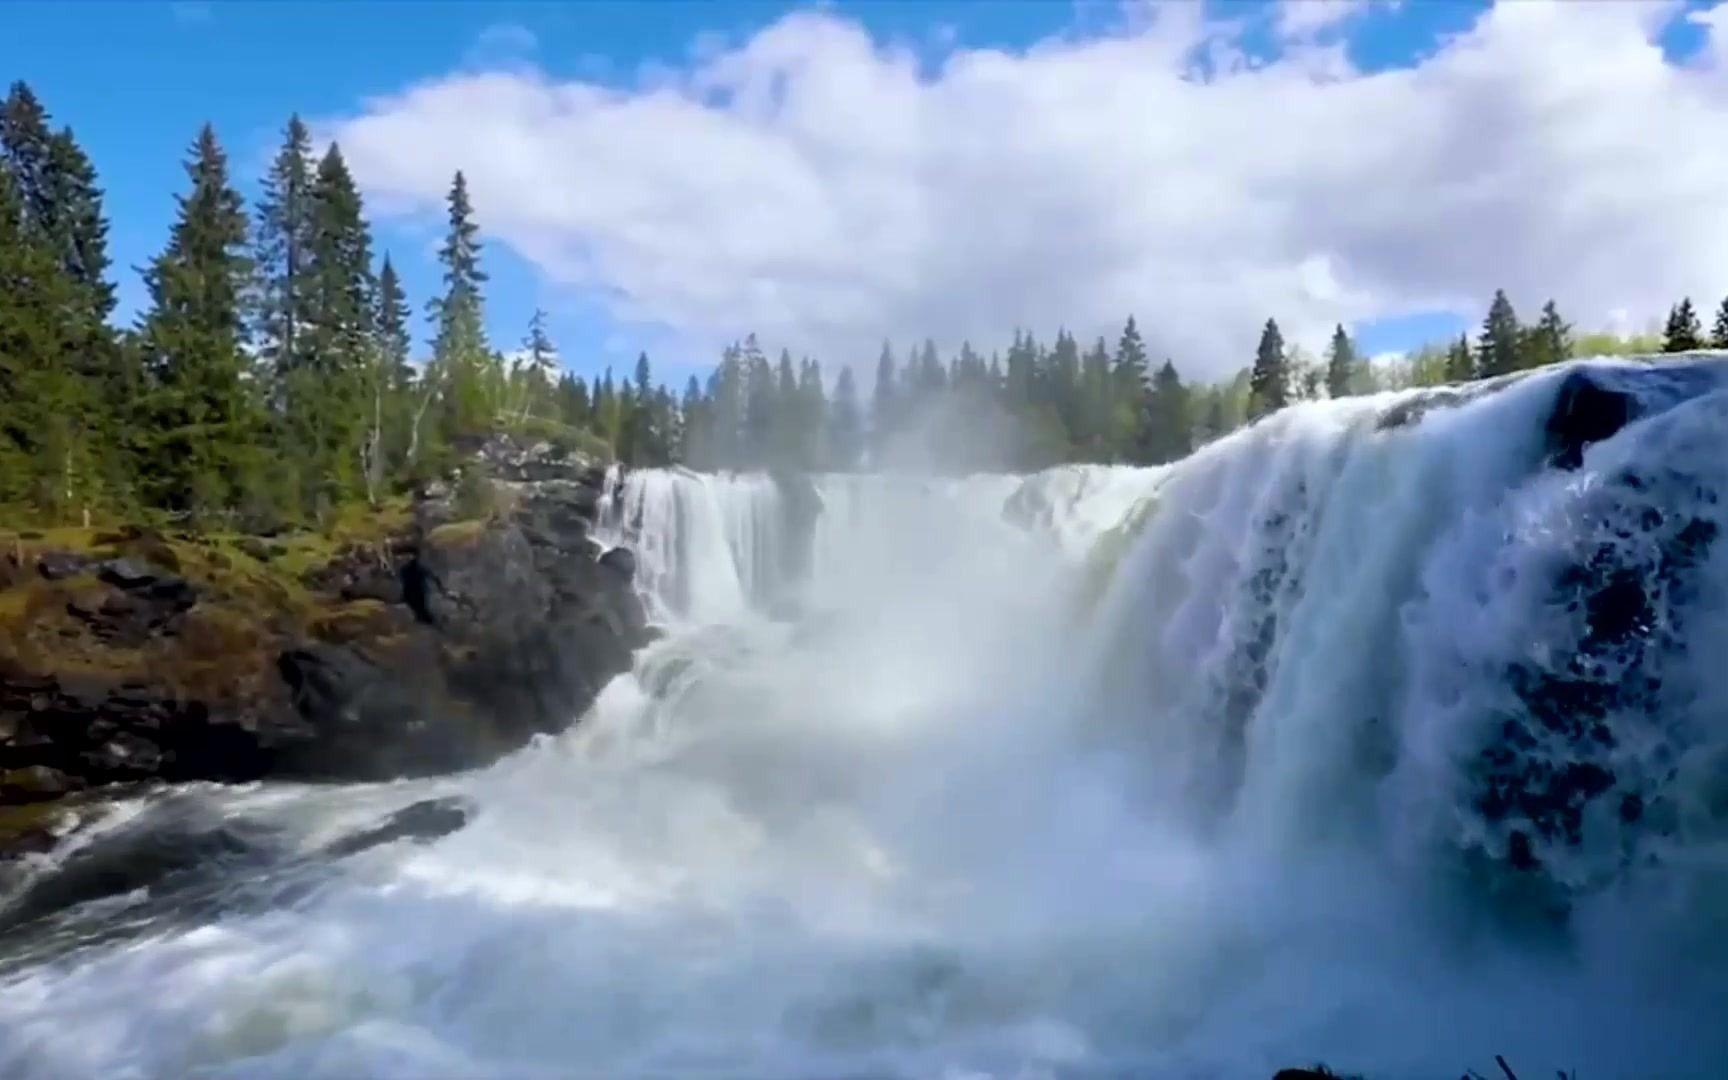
[{"left": 5, "top": 80, "right": 1727, "bottom": 529}]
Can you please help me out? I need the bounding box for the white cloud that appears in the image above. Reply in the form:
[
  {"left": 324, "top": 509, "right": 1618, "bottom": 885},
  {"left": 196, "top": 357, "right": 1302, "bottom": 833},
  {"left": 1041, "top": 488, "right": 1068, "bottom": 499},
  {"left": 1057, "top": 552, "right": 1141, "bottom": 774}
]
[
  {"left": 464, "top": 22, "right": 538, "bottom": 70},
  {"left": 1275, "top": 0, "right": 1373, "bottom": 41},
  {"left": 330, "top": 1, "right": 1728, "bottom": 380}
]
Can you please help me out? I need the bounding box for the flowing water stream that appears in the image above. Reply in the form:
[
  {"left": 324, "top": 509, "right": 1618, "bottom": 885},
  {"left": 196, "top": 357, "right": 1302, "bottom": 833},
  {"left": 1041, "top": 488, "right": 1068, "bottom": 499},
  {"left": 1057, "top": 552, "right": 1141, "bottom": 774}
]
[{"left": 2, "top": 359, "right": 1727, "bottom": 1078}]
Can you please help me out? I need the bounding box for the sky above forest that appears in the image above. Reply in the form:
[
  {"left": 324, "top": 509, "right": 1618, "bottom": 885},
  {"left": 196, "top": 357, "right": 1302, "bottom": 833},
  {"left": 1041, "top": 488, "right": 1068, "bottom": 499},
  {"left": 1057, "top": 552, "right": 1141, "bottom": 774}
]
[{"left": 4, "top": 0, "right": 1727, "bottom": 381}]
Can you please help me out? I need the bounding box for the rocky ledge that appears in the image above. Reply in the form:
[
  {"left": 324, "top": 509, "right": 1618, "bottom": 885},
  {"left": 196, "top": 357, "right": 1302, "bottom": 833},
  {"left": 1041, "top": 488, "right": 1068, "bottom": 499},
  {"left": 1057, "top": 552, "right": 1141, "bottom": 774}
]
[{"left": 0, "top": 437, "right": 651, "bottom": 845}]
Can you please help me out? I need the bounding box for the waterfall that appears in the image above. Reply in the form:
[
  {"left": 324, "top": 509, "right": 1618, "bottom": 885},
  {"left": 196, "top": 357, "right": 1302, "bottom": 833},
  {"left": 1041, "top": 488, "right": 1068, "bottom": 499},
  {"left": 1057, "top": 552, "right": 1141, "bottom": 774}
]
[{"left": 4, "top": 357, "right": 1728, "bottom": 1080}]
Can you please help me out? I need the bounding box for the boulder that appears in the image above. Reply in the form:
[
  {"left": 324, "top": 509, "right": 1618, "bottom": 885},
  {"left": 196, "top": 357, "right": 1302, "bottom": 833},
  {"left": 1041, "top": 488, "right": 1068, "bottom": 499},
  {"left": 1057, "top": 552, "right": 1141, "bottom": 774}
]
[
  {"left": 35, "top": 552, "right": 90, "bottom": 581},
  {"left": 1545, "top": 369, "right": 1636, "bottom": 469},
  {"left": 599, "top": 546, "right": 637, "bottom": 580},
  {"left": 323, "top": 796, "right": 473, "bottom": 857}
]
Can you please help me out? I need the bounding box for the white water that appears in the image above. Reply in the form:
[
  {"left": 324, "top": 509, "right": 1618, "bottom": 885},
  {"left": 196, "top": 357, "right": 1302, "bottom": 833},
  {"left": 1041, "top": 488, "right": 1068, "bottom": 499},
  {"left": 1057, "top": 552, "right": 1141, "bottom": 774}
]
[{"left": 4, "top": 359, "right": 1728, "bottom": 1078}]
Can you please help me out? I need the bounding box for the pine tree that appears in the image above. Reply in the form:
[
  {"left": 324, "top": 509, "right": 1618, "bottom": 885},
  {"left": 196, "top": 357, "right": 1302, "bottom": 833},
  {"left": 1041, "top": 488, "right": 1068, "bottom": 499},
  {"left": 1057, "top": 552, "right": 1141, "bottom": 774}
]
[
  {"left": 829, "top": 364, "right": 863, "bottom": 470},
  {"left": 427, "top": 171, "right": 491, "bottom": 439},
  {"left": 1713, "top": 296, "right": 1728, "bottom": 350},
  {"left": 1522, "top": 299, "right": 1571, "bottom": 370},
  {"left": 1476, "top": 289, "right": 1521, "bottom": 378},
  {"left": 1444, "top": 333, "right": 1475, "bottom": 383},
  {"left": 1663, "top": 297, "right": 1704, "bottom": 353},
  {"left": 1248, "top": 317, "right": 1288, "bottom": 420},
  {"left": 135, "top": 124, "right": 260, "bottom": 520},
  {"left": 1324, "top": 324, "right": 1358, "bottom": 398}
]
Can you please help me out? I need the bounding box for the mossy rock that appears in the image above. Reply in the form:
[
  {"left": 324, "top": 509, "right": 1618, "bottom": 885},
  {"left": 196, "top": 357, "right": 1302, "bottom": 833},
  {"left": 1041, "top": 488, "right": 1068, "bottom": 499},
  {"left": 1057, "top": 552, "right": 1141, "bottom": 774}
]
[{"left": 427, "top": 520, "right": 488, "bottom": 550}]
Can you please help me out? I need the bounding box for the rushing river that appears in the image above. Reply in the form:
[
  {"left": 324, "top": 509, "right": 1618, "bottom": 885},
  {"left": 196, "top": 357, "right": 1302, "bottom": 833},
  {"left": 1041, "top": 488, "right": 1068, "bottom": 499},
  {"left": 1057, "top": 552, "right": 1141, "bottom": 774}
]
[{"left": 2, "top": 358, "right": 1727, "bottom": 1079}]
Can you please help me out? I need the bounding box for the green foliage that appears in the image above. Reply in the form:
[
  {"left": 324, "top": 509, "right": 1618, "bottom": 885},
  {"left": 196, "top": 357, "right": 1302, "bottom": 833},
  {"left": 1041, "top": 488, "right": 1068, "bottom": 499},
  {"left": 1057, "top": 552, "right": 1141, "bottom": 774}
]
[
  {"left": 1664, "top": 297, "right": 1704, "bottom": 353},
  {"left": 1324, "top": 324, "right": 1358, "bottom": 399},
  {"left": 134, "top": 124, "right": 261, "bottom": 523},
  {"left": 1249, "top": 318, "right": 1288, "bottom": 420},
  {"left": 1477, "top": 288, "right": 1521, "bottom": 378}
]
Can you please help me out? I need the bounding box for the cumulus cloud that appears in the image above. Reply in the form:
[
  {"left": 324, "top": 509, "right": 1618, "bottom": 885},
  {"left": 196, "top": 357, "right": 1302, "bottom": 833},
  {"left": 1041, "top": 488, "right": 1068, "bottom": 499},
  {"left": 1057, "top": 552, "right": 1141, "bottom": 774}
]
[{"left": 329, "top": 1, "right": 1728, "bottom": 379}]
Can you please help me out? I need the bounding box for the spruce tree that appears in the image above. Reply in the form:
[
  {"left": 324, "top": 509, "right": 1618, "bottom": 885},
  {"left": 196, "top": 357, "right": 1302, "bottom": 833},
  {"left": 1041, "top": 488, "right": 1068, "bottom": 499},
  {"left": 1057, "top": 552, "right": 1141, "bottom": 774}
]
[
  {"left": 373, "top": 253, "right": 419, "bottom": 481},
  {"left": 1111, "top": 317, "right": 1149, "bottom": 456},
  {"left": 254, "top": 115, "right": 316, "bottom": 377},
  {"left": 1663, "top": 298, "right": 1704, "bottom": 353},
  {"left": 0, "top": 159, "right": 97, "bottom": 516},
  {"left": 1522, "top": 299, "right": 1571, "bottom": 370},
  {"left": 1, "top": 83, "right": 53, "bottom": 229},
  {"left": 872, "top": 341, "right": 898, "bottom": 454},
  {"left": 1143, "top": 360, "right": 1192, "bottom": 464},
  {"left": 1444, "top": 333, "right": 1475, "bottom": 383},
  {"left": 0, "top": 85, "right": 122, "bottom": 513},
  {"left": 628, "top": 350, "right": 656, "bottom": 463},
  {"left": 1324, "top": 324, "right": 1357, "bottom": 398},
  {"left": 512, "top": 308, "right": 557, "bottom": 424},
  {"left": 829, "top": 364, "right": 863, "bottom": 470},
  {"left": 1048, "top": 329, "right": 1081, "bottom": 440},
  {"left": 1713, "top": 296, "right": 1728, "bottom": 350},
  {"left": 41, "top": 129, "right": 113, "bottom": 320},
  {"left": 740, "top": 335, "right": 774, "bottom": 466},
  {"left": 797, "top": 357, "right": 826, "bottom": 471},
  {"left": 135, "top": 124, "right": 260, "bottom": 520},
  {"left": 1476, "top": 289, "right": 1521, "bottom": 378},
  {"left": 293, "top": 142, "right": 378, "bottom": 507},
  {"left": 1248, "top": 317, "right": 1288, "bottom": 420},
  {"left": 427, "top": 170, "right": 491, "bottom": 438},
  {"left": 1080, "top": 335, "right": 1112, "bottom": 459}
]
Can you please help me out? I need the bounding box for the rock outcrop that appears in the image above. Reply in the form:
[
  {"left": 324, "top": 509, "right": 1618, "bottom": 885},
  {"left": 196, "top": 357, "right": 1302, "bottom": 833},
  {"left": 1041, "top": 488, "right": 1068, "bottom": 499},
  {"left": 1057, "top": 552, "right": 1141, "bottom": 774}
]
[{"left": 0, "top": 437, "right": 650, "bottom": 829}]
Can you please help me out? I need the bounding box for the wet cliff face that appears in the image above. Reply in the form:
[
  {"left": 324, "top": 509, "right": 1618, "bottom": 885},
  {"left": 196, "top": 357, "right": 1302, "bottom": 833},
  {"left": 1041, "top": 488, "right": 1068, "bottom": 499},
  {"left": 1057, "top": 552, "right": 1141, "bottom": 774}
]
[{"left": 0, "top": 436, "right": 652, "bottom": 830}]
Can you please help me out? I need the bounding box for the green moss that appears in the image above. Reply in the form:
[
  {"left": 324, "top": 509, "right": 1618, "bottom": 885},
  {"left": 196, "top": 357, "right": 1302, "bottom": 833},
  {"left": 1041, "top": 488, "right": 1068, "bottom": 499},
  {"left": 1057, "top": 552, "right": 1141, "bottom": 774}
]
[{"left": 427, "top": 519, "right": 486, "bottom": 549}]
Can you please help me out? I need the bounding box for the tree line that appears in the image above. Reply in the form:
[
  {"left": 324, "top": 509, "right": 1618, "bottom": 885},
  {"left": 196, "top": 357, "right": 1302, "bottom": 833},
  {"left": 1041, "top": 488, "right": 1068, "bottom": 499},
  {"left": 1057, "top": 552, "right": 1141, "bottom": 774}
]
[{"left": 6, "top": 78, "right": 1727, "bottom": 528}]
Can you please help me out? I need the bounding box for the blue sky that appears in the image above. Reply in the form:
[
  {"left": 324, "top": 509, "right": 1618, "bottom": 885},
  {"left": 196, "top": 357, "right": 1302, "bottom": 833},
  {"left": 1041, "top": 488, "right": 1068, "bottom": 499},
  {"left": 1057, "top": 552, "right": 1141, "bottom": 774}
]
[{"left": 1, "top": 1, "right": 1719, "bottom": 379}]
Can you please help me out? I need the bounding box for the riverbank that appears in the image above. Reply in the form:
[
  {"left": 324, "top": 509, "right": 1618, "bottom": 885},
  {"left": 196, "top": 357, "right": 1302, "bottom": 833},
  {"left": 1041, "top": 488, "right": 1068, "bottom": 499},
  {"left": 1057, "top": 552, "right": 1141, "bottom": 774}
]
[{"left": 0, "top": 437, "right": 651, "bottom": 856}]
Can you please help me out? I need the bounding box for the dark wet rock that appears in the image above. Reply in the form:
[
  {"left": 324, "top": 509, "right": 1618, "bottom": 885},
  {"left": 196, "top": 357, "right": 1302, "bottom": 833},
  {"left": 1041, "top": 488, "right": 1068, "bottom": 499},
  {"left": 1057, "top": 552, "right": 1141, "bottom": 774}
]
[
  {"left": 599, "top": 546, "right": 637, "bottom": 580},
  {"left": 1545, "top": 369, "right": 1636, "bottom": 469},
  {"left": 35, "top": 552, "right": 90, "bottom": 581},
  {"left": 1468, "top": 452, "right": 1723, "bottom": 888},
  {"left": 0, "top": 797, "right": 282, "bottom": 936},
  {"left": 323, "top": 796, "right": 473, "bottom": 858},
  {"left": 0, "top": 765, "right": 81, "bottom": 802},
  {"left": 772, "top": 470, "right": 824, "bottom": 588}
]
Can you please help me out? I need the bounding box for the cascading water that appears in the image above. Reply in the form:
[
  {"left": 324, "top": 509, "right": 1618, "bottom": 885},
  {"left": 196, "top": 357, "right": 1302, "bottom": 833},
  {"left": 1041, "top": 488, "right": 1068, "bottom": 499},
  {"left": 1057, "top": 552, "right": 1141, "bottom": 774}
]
[{"left": 3, "top": 357, "right": 1728, "bottom": 1079}]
